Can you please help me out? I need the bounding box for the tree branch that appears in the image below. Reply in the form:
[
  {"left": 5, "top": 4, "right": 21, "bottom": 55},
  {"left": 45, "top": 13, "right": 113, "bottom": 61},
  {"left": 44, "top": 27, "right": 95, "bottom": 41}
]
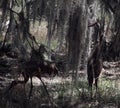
[{"left": 102, "top": 0, "right": 115, "bottom": 14}]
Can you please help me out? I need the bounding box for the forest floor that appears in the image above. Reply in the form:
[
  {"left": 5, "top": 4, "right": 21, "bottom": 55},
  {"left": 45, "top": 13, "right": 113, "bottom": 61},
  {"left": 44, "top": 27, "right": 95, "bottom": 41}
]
[{"left": 0, "top": 60, "right": 120, "bottom": 108}]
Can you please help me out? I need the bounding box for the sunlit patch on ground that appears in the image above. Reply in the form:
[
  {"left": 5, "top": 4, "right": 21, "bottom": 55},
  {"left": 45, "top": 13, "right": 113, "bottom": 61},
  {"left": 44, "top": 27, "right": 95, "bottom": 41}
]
[{"left": 27, "top": 76, "right": 73, "bottom": 86}]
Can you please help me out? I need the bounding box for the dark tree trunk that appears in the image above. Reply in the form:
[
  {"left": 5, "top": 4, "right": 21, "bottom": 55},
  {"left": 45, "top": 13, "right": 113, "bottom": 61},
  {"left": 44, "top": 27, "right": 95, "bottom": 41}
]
[
  {"left": 66, "top": 0, "right": 88, "bottom": 81},
  {"left": 111, "top": 4, "right": 120, "bottom": 60}
]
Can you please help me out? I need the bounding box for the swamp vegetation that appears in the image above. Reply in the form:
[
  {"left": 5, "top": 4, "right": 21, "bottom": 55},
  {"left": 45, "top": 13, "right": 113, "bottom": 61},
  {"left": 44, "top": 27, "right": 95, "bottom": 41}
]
[{"left": 0, "top": 0, "right": 120, "bottom": 108}]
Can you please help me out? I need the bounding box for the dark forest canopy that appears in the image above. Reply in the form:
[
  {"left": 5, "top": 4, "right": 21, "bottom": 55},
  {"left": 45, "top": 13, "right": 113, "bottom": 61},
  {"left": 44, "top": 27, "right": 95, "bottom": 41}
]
[{"left": 0, "top": 0, "right": 120, "bottom": 70}]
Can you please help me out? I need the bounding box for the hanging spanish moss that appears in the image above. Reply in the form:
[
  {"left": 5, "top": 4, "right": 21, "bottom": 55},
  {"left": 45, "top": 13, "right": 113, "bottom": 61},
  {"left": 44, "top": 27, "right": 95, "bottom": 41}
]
[
  {"left": 0, "top": 0, "right": 120, "bottom": 108},
  {"left": 0, "top": 0, "right": 93, "bottom": 72}
]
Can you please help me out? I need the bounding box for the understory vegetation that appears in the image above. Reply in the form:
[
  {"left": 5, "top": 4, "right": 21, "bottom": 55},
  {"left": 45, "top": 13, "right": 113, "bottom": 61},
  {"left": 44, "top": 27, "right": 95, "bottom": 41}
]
[{"left": 0, "top": 0, "right": 120, "bottom": 108}]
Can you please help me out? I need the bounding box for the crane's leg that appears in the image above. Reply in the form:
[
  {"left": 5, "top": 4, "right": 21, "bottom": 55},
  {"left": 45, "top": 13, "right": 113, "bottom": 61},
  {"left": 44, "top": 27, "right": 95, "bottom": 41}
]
[
  {"left": 39, "top": 77, "right": 54, "bottom": 107},
  {"left": 28, "top": 77, "right": 33, "bottom": 100},
  {"left": 88, "top": 84, "right": 93, "bottom": 99},
  {"left": 95, "top": 77, "right": 99, "bottom": 98},
  {"left": 87, "top": 63, "right": 94, "bottom": 99}
]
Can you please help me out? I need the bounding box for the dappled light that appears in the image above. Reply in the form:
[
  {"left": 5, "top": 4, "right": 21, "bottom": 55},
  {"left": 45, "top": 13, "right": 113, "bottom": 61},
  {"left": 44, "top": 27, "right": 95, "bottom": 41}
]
[{"left": 0, "top": 0, "right": 120, "bottom": 108}]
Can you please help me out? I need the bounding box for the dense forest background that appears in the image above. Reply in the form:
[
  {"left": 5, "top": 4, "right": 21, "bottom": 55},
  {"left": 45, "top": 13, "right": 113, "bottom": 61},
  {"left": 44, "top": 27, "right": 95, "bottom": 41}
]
[{"left": 0, "top": 0, "right": 120, "bottom": 108}]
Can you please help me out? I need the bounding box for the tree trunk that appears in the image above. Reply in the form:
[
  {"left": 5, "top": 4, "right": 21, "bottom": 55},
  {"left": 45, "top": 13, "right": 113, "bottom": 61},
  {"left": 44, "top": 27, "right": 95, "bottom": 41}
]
[
  {"left": 67, "top": 0, "right": 88, "bottom": 82},
  {"left": 109, "top": 4, "right": 120, "bottom": 60}
]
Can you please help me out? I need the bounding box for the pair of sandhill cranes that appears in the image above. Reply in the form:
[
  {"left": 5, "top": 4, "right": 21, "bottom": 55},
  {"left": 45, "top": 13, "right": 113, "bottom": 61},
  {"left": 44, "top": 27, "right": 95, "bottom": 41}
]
[{"left": 6, "top": 22, "right": 103, "bottom": 99}]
